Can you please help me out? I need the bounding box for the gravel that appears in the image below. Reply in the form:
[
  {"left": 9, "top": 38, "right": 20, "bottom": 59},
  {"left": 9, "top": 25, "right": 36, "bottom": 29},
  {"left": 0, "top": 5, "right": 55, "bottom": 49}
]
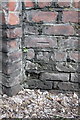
[{"left": 0, "top": 89, "right": 80, "bottom": 119}]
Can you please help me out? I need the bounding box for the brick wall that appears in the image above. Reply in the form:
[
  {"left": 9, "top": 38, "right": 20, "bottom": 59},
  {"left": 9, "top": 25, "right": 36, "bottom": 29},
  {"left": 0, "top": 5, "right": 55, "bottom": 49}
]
[
  {"left": 0, "top": 0, "right": 80, "bottom": 96},
  {"left": 22, "top": 0, "right": 80, "bottom": 91}
]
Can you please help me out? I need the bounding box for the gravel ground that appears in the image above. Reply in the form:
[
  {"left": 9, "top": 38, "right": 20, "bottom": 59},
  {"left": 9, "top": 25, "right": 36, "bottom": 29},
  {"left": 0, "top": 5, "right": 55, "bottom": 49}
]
[{"left": 0, "top": 89, "right": 80, "bottom": 119}]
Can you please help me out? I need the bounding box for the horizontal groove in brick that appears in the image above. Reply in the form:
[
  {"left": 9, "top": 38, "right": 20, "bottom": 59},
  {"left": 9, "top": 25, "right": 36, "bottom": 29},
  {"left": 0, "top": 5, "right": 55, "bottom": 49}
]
[{"left": 24, "top": 35, "right": 57, "bottom": 48}]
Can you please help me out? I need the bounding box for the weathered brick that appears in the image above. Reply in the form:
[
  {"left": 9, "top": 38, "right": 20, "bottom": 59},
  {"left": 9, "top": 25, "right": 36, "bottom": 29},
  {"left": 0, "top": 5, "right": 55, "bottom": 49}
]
[
  {"left": 26, "top": 49, "right": 35, "bottom": 60},
  {"left": 56, "top": 63, "right": 77, "bottom": 72},
  {"left": 25, "top": 61, "right": 41, "bottom": 70},
  {"left": 3, "top": 28, "right": 22, "bottom": 38},
  {"left": 62, "top": 11, "right": 79, "bottom": 23},
  {"left": 72, "top": 0, "right": 80, "bottom": 8},
  {"left": 54, "top": 82, "right": 79, "bottom": 91},
  {"left": 27, "top": 10, "right": 58, "bottom": 23},
  {"left": 43, "top": 24, "right": 75, "bottom": 35},
  {"left": 55, "top": 51, "right": 67, "bottom": 62},
  {"left": 58, "top": 37, "right": 78, "bottom": 50},
  {"left": 58, "top": 0, "right": 71, "bottom": 7},
  {"left": 37, "top": 0, "right": 52, "bottom": 8},
  {"left": 27, "top": 79, "right": 52, "bottom": 89},
  {"left": 8, "top": 0, "right": 17, "bottom": 11},
  {"left": 2, "top": 40, "right": 20, "bottom": 53},
  {"left": 24, "top": 24, "right": 41, "bottom": 35},
  {"left": 8, "top": 12, "right": 20, "bottom": 25},
  {"left": 2, "top": 50, "right": 22, "bottom": 63},
  {"left": 2, "top": 73, "right": 22, "bottom": 87},
  {"left": 24, "top": 0, "right": 34, "bottom": 8},
  {"left": 8, "top": 0, "right": 22, "bottom": 11},
  {"left": 71, "top": 73, "right": 79, "bottom": 83},
  {"left": 69, "top": 51, "right": 79, "bottom": 62},
  {"left": 2, "top": 61, "right": 22, "bottom": 75},
  {"left": 36, "top": 51, "right": 51, "bottom": 63},
  {"left": 24, "top": 36, "right": 57, "bottom": 48},
  {"left": 40, "top": 72, "right": 69, "bottom": 81}
]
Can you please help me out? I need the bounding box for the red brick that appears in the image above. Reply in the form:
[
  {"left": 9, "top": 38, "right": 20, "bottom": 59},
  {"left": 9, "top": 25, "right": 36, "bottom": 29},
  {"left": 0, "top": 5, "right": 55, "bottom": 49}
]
[
  {"left": 43, "top": 24, "right": 75, "bottom": 35},
  {"left": 8, "top": 12, "right": 20, "bottom": 25},
  {"left": 62, "top": 11, "right": 79, "bottom": 23},
  {"left": 3, "top": 28, "right": 22, "bottom": 38},
  {"left": 27, "top": 10, "right": 58, "bottom": 23},
  {"left": 8, "top": 0, "right": 17, "bottom": 11},
  {"left": 58, "top": 0, "right": 71, "bottom": 7},
  {"left": 24, "top": 0, "right": 34, "bottom": 8},
  {"left": 73, "top": 0, "right": 80, "bottom": 8},
  {"left": 38, "top": 0, "right": 51, "bottom": 8}
]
